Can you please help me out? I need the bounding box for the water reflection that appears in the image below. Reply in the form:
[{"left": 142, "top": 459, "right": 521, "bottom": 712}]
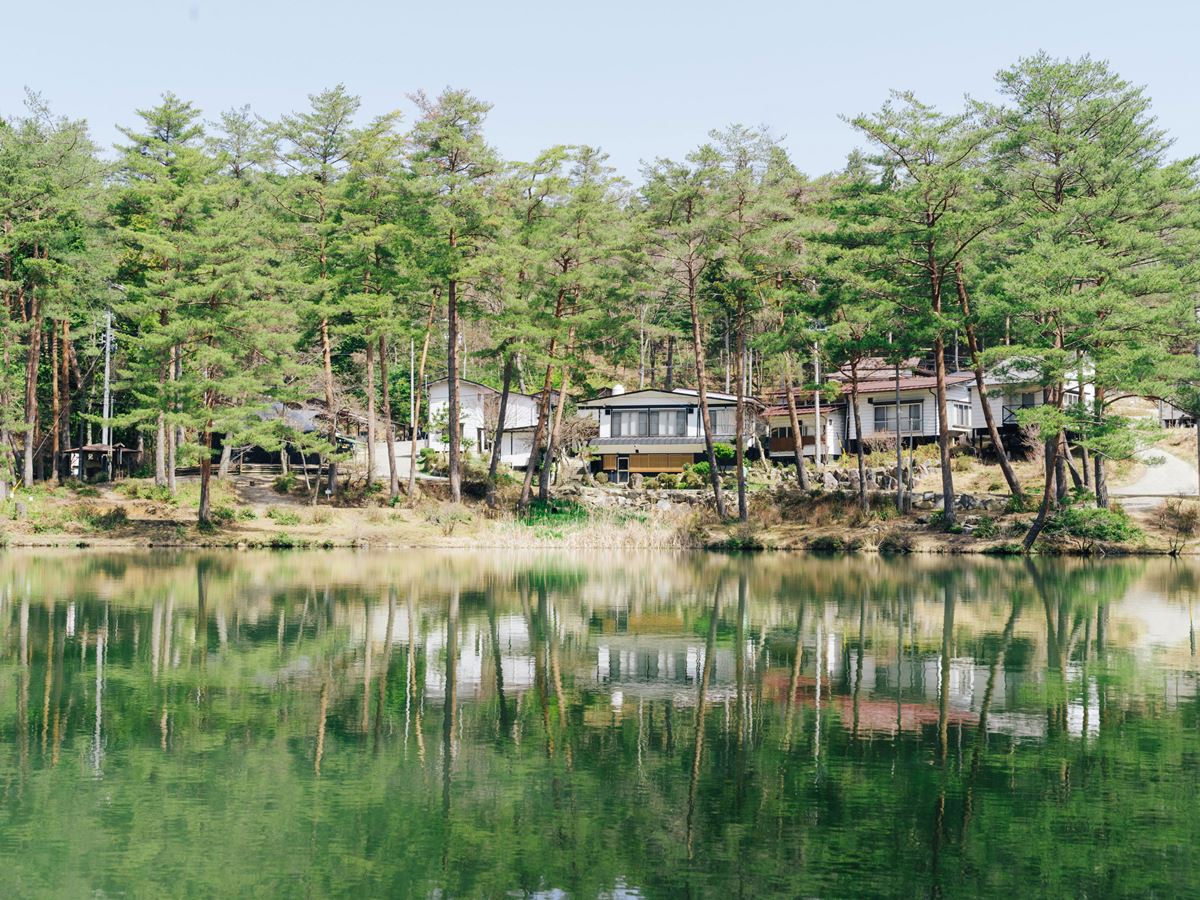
[{"left": 0, "top": 550, "right": 1198, "bottom": 896}]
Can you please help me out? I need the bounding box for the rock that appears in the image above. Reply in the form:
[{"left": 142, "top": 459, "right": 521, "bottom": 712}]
[
  {"left": 627, "top": 473, "right": 644, "bottom": 491},
  {"left": 655, "top": 498, "right": 673, "bottom": 511},
  {"left": 821, "top": 471, "right": 839, "bottom": 490}
]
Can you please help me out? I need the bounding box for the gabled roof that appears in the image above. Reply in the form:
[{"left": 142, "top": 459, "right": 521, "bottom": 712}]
[
  {"left": 578, "top": 387, "right": 755, "bottom": 407},
  {"left": 425, "top": 376, "right": 559, "bottom": 403}
]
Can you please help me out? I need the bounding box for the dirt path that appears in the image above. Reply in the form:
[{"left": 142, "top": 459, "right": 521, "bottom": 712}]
[{"left": 1112, "top": 447, "right": 1198, "bottom": 510}]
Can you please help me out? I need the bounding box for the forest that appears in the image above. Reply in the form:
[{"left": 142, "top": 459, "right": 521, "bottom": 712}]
[{"left": 2, "top": 52, "right": 1199, "bottom": 548}]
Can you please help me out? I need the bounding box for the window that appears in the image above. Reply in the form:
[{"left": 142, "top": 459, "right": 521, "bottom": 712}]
[
  {"left": 1020, "top": 392, "right": 1038, "bottom": 408},
  {"left": 709, "top": 409, "right": 734, "bottom": 434},
  {"left": 953, "top": 403, "right": 970, "bottom": 428},
  {"left": 610, "top": 408, "right": 688, "bottom": 437},
  {"left": 874, "top": 402, "right": 922, "bottom": 433},
  {"left": 770, "top": 426, "right": 793, "bottom": 439}
]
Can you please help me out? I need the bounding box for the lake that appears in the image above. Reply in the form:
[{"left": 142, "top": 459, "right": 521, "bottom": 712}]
[{"left": 0, "top": 550, "right": 1197, "bottom": 897}]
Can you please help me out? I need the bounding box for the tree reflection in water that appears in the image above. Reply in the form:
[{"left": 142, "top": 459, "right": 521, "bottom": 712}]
[{"left": 0, "top": 550, "right": 1197, "bottom": 896}]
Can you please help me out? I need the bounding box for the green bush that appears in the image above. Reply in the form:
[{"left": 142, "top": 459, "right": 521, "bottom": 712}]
[
  {"left": 594, "top": 471, "right": 610, "bottom": 485},
  {"left": 808, "top": 535, "right": 845, "bottom": 553},
  {"left": 418, "top": 448, "right": 442, "bottom": 474},
  {"left": 77, "top": 505, "right": 128, "bottom": 531},
  {"left": 1044, "top": 506, "right": 1141, "bottom": 543},
  {"left": 521, "top": 498, "right": 587, "bottom": 527},
  {"left": 983, "top": 541, "right": 1025, "bottom": 556},
  {"left": 655, "top": 473, "right": 679, "bottom": 489},
  {"left": 707, "top": 524, "right": 764, "bottom": 552},
  {"left": 266, "top": 507, "right": 301, "bottom": 526},
  {"left": 210, "top": 506, "right": 236, "bottom": 525},
  {"left": 713, "top": 443, "right": 735, "bottom": 465},
  {"left": 973, "top": 515, "right": 999, "bottom": 539},
  {"left": 272, "top": 473, "right": 298, "bottom": 494},
  {"left": 877, "top": 530, "right": 914, "bottom": 553}
]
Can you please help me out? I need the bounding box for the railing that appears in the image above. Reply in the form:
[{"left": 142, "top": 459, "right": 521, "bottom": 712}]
[{"left": 1002, "top": 404, "right": 1035, "bottom": 426}]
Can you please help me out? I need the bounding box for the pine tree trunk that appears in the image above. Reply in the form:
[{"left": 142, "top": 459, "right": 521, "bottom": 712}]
[
  {"left": 167, "top": 345, "right": 178, "bottom": 494},
  {"left": 783, "top": 355, "right": 809, "bottom": 490},
  {"left": 155, "top": 411, "right": 167, "bottom": 487},
  {"left": 687, "top": 271, "right": 726, "bottom": 518},
  {"left": 198, "top": 420, "right": 213, "bottom": 526},
  {"left": 408, "top": 298, "right": 437, "bottom": 501},
  {"left": 933, "top": 334, "right": 956, "bottom": 527},
  {"left": 447, "top": 273, "right": 462, "bottom": 504},
  {"left": 956, "top": 266, "right": 1023, "bottom": 502},
  {"left": 320, "top": 316, "right": 337, "bottom": 499},
  {"left": 50, "top": 325, "right": 59, "bottom": 483},
  {"left": 734, "top": 297, "right": 747, "bottom": 522},
  {"left": 665, "top": 336, "right": 675, "bottom": 391},
  {"left": 1024, "top": 431, "right": 1061, "bottom": 551},
  {"left": 539, "top": 328, "right": 575, "bottom": 502},
  {"left": 22, "top": 288, "right": 42, "bottom": 489},
  {"left": 849, "top": 359, "right": 868, "bottom": 511},
  {"left": 486, "top": 353, "right": 514, "bottom": 508},
  {"left": 365, "top": 340, "right": 376, "bottom": 485},
  {"left": 1094, "top": 386, "right": 1108, "bottom": 508},
  {"left": 520, "top": 287, "right": 567, "bottom": 511},
  {"left": 379, "top": 336, "right": 399, "bottom": 500},
  {"left": 218, "top": 442, "right": 232, "bottom": 479},
  {"left": 59, "top": 321, "right": 71, "bottom": 481}
]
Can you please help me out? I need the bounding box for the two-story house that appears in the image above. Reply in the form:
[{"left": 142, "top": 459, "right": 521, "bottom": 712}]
[{"left": 577, "top": 385, "right": 755, "bottom": 482}]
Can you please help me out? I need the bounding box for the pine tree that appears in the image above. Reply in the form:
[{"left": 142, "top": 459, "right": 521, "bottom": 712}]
[
  {"left": 408, "top": 89, "right": 500, "bottom": 504},
  {"left": 266, "top": 85, "right": 361, "bottom": 499}
]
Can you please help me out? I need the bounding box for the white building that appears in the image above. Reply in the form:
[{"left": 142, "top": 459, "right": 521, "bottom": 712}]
[
  {"left": 577, "top": 385, "right": 753, "bottom": 481},
  {"left": 969, "top": 359, "right": 1095, "bottom": 435},
  {"left": 426, "top": 377, "right": 555, "bottom": 468}
]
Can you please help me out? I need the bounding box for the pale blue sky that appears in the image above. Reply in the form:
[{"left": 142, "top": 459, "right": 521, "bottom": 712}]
[{"left": 8, "top": 0, "right": 1199, "bottom": 177}]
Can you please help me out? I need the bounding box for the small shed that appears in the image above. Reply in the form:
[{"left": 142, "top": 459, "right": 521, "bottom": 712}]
[{"left": 63, "top": 444, "right": 137, "bottom": 481}]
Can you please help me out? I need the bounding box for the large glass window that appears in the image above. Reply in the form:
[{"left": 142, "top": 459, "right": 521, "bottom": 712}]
[
  {"left": 874, "top": 402, "right": 922, "bottom": 433},
  {"left": 953, "top": 403, "right": 971, "bottom": 428},
  {"left": 610, "top": 409, "right": 689, "bottom": 437}
]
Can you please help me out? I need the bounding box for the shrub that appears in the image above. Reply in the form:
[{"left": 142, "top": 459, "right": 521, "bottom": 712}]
[
  {"left": 425, "top": 503, "right": 473, "bottom": 536},
  {"left": 808, "top": 535, "right": 845, "bottom": 553},
  {"left": 77, "top": 505, "right": 128, "bottom": 531},
  {"left": 521, "top": 498, "right": 587, "bottom": 527},
  {"left": 1044, "top": 506, "right": 1141, "bottom": 543},
  {"left": 713, "top": 443, "right": 735, "bottom": 465},
  {"left": 707, "top": 523, "right": 764, "bottom": 552},
  {"left": 210, "top": 505, "right": 236, "bottom": 525},
  {"left": 1156, "top": 499, "right": 1200, "bottom": 553},
  {"left": 983, "top": 541, "right": 1025, "bottom": 556},
  {"left": 877, "top": 529, "right": 914, "bottom": 553},
  {"left": 860, "top": 434, "right": 897, "bottom": 454},
  {"left": 266, "top": 507, "right": 301, "bottom": 526},
  {"left": 418, "top": 448, "right": 442, "bottom": 474},
  {"left": 655, "top": 473, "right": 679, "bottom": 489},
  {"left": 267, "top": 531, "right": 303, "bottom": 548},
  {"left": 952, "top": 454, "right": 973, "bottom": 472},
  {"left": 688, "top": 461, "right": 711, "bottom": 479},
  {"left": 594, "top": 471, "right": 610, "bottom": 485},
  {"left": 973, "top": 515, "right": 999, "bottom": 540},
  {"left": 309, "top": 507, "right": 333, "bottom": 525},
  {"left": 272, "top": 473, "right": 298, "bottom": 494},
  {"left": 1005, "top": 493, "right": 1030, "bottom": 514}
]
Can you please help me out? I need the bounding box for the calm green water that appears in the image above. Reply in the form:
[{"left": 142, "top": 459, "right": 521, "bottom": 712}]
[{"left": 0, "top": 551, "right": 1198, "bottom": 898}]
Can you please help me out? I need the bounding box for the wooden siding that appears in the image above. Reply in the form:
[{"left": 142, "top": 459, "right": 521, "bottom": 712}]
[{"left": 601, "top": 452, "right": 694, "bottom": 473}]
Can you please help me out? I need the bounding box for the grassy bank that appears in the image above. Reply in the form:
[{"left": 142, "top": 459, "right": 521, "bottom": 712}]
[{"left": 1, "top": 473, "right": 1196, "bottom": 556}]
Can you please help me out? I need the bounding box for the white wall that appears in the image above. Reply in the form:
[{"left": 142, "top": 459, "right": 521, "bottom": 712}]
[
  {"left": 581, "top": 390, "right": 737, "bottom": 440},
  {"left": 845, "top": 384, "right": 973, "bottom": 441}
]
